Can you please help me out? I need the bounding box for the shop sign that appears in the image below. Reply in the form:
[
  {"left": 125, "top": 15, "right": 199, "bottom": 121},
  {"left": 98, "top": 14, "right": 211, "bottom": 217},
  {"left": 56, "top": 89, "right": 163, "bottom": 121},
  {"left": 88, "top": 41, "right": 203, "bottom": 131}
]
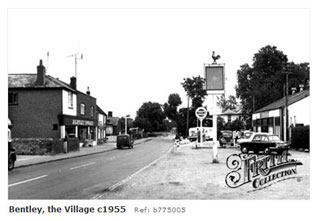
[{"left": 72, "top": 119, "right": 94, "bottom": 126}]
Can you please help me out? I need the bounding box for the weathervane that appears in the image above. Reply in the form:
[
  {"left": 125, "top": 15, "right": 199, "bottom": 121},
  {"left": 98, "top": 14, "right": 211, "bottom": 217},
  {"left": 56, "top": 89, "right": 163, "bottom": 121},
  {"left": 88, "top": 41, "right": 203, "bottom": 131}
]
[{"left": 212, "top": 51, "right": 221, "bottom": 64}]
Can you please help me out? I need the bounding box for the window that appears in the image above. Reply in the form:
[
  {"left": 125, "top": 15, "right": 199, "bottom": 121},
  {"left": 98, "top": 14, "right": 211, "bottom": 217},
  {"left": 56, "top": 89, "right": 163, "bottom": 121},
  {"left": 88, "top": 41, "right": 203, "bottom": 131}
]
[
  {"left": 90, "top": 106, "right": 94, "bottom": 117},
  {"left": 68, "top": 92, "right": 73, "bottom": 108},
  {"left": 261, "top": 136, "right": 269, "bottom": 141},
  {"left": 52, "top": 124, "right": 58, "bottom": 130},
  {"left": 253, "top": 135, "right": 261, "bottom": 141},
  {"left": 80, "top": 103, "right": 86, "bottom": 115},
  {"left": 8, "top": 93, "right": 18, "bottom": 105}
]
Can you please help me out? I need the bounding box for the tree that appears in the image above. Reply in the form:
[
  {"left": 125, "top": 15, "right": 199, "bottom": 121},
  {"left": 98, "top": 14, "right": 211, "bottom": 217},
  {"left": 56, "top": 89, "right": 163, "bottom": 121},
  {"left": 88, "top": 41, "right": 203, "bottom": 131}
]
[
  {"left": 135, "top": 101, "right": 166, "bottom": 132},
  {"left": 217, "top": 95, "right": 238, "bottom": 112},
  {"left": 163, "top": 93, "right": 182, "bottom": 121},
  {"left": 235, "top": 45, "right": 309, "bottom": 129},
  {"left": 181, "top": 76, "right": 207, "bottom": 110}
]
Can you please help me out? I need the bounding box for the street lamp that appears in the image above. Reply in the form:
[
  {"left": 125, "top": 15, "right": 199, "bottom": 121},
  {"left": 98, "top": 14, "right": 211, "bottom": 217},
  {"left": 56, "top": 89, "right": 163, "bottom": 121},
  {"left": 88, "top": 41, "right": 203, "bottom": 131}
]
[{"left": 125, "top": 115, "right": 130, "bottom": 135}]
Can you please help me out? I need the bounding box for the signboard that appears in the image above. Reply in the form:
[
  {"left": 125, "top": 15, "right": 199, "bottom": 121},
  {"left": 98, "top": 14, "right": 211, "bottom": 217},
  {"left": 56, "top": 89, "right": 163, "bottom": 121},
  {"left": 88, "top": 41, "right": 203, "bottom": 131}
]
[
  {"left": 205, "top": 65, "right": 225, "bottom": 92},
  {"left": 195, "top": 107, "right": 208, "bottom": 120}
]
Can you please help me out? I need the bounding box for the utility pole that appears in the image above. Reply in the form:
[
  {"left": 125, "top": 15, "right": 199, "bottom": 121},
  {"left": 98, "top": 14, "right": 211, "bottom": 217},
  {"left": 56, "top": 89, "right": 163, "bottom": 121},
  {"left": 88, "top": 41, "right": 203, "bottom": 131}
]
[
  {"left": 283, "top": 63, "right": 293, "bottom": 142},
  {"left": 186, "top": 95, "right": 190, "bottom": 136}
]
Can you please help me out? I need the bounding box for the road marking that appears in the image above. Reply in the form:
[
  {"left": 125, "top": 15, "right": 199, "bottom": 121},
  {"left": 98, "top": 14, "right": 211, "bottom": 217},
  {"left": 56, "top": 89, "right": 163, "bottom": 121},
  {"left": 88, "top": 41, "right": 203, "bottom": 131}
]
[
  {"left": 8, "top": 175, "right": 48, "bottom": 187},
  {"left": 70, "top": 162, "right": 96, "bottom": 170},
  {"left": 92, "top": 144, "right": 174, "bottom": 199},
  {"left": 106, "top": 156, "right": 117, "bottom": 161}
]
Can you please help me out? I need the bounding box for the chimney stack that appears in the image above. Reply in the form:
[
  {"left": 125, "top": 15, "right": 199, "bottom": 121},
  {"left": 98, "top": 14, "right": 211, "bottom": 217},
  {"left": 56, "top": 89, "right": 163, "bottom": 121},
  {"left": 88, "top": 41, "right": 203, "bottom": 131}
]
[
  {"left": 70, "top": 76, "right": 77, "bottom": 90},
  {"left": 86, "top": 86, "right": 90, "bottom": 95},
  {"left": 108, "top": 111, "right": 113, "bottom": 117},
  {"left": 36, "top": 60, "right": 46, "bottom": 85}
]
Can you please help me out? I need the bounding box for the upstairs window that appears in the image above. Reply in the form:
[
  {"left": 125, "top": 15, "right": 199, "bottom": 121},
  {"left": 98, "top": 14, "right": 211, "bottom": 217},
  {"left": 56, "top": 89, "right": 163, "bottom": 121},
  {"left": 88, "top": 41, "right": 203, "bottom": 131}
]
[
  {"left": 68, "top": 92, "right": 73, "bottom": 109},
  {"left": 90, "top": 106, "right": 94, "bottom": 117},
  {"left": 80, "top": 103, "right": 86, "bottom": 115},
  {"left": 8, "top": 93, "right": 18, "bottom": 105}
]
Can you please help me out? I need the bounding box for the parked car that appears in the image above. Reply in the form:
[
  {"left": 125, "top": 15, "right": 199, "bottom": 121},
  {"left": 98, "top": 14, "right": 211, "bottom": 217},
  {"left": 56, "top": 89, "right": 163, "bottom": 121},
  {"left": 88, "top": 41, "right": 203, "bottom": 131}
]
[
  {"left": 116, "top": 134, "right": 134, "bottom": 149},
  {"left": 237, "top": 131, "right": 255, "bottom": 144},
  {"left": 239, "top": 134, "right": 289, "bottom": 154},
  {"left": 219, "top": 130, "right": 233, "bottom": 147}
]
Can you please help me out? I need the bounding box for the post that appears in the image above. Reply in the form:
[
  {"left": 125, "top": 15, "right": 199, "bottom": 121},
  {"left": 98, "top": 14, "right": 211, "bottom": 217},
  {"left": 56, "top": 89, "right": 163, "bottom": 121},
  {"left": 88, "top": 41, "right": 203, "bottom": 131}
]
[
  {"left": 213, "top": 113, "right": 218, "bottom": 161},
  {"left": 200, "top": 119, "right": 203, "bottom": 146},
  {"left": 125, "top": 117, "right": 127, "bottom": 135},
  {"left": 285, "top": 73, "right": 289, "bottom": 141},
  {"left": 186, "top": 95, "right": 190, "bottom": 137}
]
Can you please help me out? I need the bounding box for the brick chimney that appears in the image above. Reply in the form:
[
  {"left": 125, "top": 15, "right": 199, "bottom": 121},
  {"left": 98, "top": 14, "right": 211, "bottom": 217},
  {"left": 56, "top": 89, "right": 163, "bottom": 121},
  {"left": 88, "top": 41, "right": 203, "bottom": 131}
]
[
  {"left": 70, "top": 76, "right": 77, "bottom": 90},
  {"left": 86, "top": 86, "right": 90, "bottom": 95},
  {"left": 108, "top": 111, "right": 113, "bottom": 117},
  {"left": 36, "top": 60, "right": 46, "bottom": 85}
]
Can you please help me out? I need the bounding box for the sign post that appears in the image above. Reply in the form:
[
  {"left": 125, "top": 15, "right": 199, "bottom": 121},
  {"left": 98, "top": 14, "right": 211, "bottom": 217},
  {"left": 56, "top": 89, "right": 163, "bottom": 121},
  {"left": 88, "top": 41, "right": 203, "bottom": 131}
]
[
  {"left": 195, "top": 107, "right": 208, "bottom": 147},
  {"left": 204, "top": 59, "right": 225, "bottom": 163}
]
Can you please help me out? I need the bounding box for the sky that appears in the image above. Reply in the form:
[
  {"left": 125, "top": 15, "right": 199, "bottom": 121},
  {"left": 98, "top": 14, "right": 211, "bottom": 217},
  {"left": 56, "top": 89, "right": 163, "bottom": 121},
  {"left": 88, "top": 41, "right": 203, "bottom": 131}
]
[{"left": 7, "top": 8, "right": 310, "bottom": 118}]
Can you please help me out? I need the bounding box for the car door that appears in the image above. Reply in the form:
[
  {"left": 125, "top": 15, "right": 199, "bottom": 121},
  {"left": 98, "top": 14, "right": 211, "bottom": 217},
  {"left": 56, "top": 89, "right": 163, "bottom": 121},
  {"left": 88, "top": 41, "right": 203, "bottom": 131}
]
[{"left": 248, "top": 134, "right": 262, "bottom": 152}]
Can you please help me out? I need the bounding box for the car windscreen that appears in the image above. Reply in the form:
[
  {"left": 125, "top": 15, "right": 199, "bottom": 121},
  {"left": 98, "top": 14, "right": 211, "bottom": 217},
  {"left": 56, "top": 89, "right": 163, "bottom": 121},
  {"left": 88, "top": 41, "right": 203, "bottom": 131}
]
[{"left": 268, "top": 135, "right": 281, "bottom": 141}]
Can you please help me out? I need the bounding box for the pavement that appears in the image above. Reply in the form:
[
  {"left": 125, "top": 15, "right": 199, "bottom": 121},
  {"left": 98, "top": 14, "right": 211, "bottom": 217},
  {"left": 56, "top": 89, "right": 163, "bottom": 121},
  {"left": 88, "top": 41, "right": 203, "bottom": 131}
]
[
  {"left": 14, "top": 138, "right": 152, "bottom": 168},
  {"left": 99, "top": 140, "right": 310, "bottom": 199}
]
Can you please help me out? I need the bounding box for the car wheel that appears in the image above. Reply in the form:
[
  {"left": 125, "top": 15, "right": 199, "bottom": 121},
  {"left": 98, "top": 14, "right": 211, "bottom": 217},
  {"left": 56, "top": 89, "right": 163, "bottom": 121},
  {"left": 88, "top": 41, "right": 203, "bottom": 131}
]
[
  {"left": 241, "top": 146, "right": 248, "bottom": 154},
  {"left": 8, "top": 157, "right": 15, "bottom": 171},
  {"left": 264, "top": 148, "right": 270, "bottom": 155}
]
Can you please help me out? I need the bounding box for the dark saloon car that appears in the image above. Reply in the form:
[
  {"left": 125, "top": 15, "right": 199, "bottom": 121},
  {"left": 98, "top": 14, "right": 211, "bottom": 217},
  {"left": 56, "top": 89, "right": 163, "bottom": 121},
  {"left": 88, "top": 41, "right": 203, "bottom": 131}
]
[{"left": 239, "top": 134, "right": 289, "bottom": 155}]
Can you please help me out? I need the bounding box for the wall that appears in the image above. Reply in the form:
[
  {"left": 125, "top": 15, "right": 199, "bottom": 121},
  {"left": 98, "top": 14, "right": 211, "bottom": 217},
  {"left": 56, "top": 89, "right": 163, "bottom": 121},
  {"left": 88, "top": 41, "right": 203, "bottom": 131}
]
[
  {"left": 288, "top": 96, "right": 310, "bottom": 126},
  {"left": 9, "top": 89, "right": 62, "bottom": 138}
]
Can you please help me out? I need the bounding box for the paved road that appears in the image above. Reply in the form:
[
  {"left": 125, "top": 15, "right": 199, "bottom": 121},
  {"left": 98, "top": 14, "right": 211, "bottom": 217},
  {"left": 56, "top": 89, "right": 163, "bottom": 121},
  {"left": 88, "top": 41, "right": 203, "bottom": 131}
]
[{"left": 8, "top": 137, "right": 173, "bottom": 199}]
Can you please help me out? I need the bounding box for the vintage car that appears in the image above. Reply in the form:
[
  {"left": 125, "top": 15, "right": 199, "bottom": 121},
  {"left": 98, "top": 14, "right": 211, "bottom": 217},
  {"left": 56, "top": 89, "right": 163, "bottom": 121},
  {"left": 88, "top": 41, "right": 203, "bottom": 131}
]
[
  {"left": 116, "top": 134, "right": 134, "bottom": 149},
  {"left": 237, "top": 131, "right": 255, "bottom": 144},
  {"left": 239, "top": 133, "right": 289, "bottom": 155},
  {"left": 219, "top": 130, "right": 233, "bottom": 147}
]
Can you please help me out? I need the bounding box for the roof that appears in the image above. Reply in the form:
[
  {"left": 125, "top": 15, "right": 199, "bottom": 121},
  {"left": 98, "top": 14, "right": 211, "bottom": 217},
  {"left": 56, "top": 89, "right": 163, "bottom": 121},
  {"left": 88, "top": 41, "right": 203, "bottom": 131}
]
[
  {"left": 107, "top": 117, "right": 119, "bottom": 126},
  {"left": 8, "top": 74, "right": 77, "bottom": 92},
  {"left": 254, "top": 89, "right": 310, "bottom": 113},
  {"left": 97, "top": 105, "right": 107, "bottom": 116},
  {"left": 220, "top": 108, "right": 242, "bottom": 115}
]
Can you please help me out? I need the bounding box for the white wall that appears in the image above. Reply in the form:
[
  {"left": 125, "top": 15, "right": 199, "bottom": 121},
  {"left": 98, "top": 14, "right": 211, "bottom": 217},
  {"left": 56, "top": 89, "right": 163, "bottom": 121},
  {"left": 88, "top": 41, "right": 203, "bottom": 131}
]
[
  {"left": 288, "top": 96, "right": 310, "bottom": 126},
  {"left": 62, "top": 90, "right": 77, "bottom": 115}
]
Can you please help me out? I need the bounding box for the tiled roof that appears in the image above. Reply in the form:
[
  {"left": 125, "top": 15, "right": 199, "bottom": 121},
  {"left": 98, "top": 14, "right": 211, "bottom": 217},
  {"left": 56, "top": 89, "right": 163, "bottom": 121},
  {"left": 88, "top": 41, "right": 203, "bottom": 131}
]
[
  {"left": 254, "top": 89, "right": 310, "bottom": 113},
  {"left": 8, "top": 74, "right": 77, "bottom": 92}
]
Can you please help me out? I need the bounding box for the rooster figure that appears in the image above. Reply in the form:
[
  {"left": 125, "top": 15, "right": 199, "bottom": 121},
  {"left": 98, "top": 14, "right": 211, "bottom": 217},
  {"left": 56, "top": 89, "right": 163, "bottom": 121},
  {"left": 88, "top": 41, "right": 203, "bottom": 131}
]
[{"left": 212, "top": 51, "right": 221, "bottom": 64}]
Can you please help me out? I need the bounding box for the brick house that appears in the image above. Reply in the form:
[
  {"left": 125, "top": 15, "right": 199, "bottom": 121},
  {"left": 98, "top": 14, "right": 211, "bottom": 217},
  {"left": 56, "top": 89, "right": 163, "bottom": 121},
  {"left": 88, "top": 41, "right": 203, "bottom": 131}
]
[{"left": 8, "top": 60, "right": 98, "bottom": 154}]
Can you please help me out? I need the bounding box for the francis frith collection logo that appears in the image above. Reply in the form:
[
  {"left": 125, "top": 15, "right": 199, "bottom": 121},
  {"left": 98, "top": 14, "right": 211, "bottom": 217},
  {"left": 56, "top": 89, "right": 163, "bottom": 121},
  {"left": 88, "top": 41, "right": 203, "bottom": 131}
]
[{"left": 225, "top": 152, "right": 302, "bottom": 191}]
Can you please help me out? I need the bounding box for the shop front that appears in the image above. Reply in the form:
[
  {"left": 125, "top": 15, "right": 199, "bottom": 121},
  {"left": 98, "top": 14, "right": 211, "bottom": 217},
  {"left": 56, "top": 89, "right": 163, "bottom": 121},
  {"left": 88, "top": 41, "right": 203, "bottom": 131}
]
[{"left": 59, "top": 115, "right": 97, "bottom": 147}]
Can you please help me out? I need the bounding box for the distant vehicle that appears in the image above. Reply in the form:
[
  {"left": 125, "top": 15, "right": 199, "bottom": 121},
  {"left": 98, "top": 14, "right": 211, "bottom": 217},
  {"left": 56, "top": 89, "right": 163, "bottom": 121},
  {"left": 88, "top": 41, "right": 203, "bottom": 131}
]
[
  {"left": 239, "top": 134, "right": 289, "bottom": 155},
  {"left": 219, "top": 130, "right": 233, "bottom": 147},
  {"left": 129, "top": 127, "right": 144, "bottom": 139},
  {"left": 188, "top": 127, "right": 213, "bottom": 142},
  {"left": 116, "top": 134, "right": 134, "bottom": 149}
]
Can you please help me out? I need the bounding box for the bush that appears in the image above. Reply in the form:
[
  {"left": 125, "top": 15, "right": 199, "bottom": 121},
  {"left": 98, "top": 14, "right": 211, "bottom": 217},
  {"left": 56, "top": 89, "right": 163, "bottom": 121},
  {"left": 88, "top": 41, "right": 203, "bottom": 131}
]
[{"left": 291, "top": 125, "right": 309, "bottom": 151}]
